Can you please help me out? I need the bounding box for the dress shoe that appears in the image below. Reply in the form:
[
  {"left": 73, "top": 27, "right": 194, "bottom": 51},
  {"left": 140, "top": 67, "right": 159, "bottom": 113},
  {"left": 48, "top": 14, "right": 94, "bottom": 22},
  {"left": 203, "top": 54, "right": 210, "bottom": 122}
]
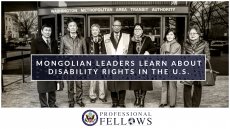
[
  {"left": 139, "top": 104, "right": 144, "bottom": 108},
  {"left": 139, "top": 90, "right": 146, "bottom": 108},
  {"left": 112, "top": 103, "right": 118, "bottom": 108},
  {"left": 139, "top": 99, "right": 145, "bottom": 108},
  {"left": 77, "top": 101, "right": 85, "bottom": 107},
  {"left": 90, "top": 99, "right": 96, "bottom": 103},
  {"left": 49, "top": 105, "right": 58, "bottom": 108},
  {"left": 99, "top": 98, "right": 107, "bottom": 102},
  {"left": 134, "top": 98, "right": 141, "bottom": 106},
  {"left": 159, "top": 104, "right": 167, "bottom": 108},
  {"left": 41, "top": 106, "right": 49, "bottom": 108},
  {"left": 134, "top": 90, "right": 140, "bottom": 106},
  {"left": 69, "top": 103, "right": 75, "bottom": 108},
  {"left": 119, "top": 104, "right": 126, "bottom": 108}
]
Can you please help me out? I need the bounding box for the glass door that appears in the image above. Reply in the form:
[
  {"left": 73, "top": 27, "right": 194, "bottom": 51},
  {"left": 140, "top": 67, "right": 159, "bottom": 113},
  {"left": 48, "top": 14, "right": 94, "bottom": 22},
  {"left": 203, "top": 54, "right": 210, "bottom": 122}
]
[
  {"left": 113, "top": 15, "right": 136, "bottom": 34},
  {"left": 88, "top": 15, "right": 111, "bottom": 37},
  {"left": 163, "top": 16, "right": 187, "bottom": 45},
  {"left": 139, "top": 15, "right": 162, "bottom": 53},
  {"left": 41, "top": 15, "right": 57, "bottom": 40},
  {"left": 61, "top": 15, "right": 85, "bottom": 37}
]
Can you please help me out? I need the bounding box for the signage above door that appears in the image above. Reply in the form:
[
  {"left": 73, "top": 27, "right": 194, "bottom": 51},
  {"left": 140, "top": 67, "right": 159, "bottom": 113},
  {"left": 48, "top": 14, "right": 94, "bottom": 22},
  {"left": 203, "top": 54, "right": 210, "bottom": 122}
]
[{"left": 38, "top": 6, "right": 189, "bottom": 15}]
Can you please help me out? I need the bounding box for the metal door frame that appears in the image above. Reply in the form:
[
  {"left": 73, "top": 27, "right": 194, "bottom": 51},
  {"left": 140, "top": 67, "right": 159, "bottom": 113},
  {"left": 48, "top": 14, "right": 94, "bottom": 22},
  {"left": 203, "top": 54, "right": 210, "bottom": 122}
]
[
  {"left": 41, "top": 15, "right": 57, "bottom": 40},
  {"left": 87, "top": 15, "right": 112, "bottom": 37}
]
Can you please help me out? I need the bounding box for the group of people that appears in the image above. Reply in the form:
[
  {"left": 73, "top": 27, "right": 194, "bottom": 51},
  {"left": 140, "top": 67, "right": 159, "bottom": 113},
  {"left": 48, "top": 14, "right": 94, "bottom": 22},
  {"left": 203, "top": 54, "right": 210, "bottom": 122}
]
[{"left": 31, "top": 19, "right": 210, "bottom": 108}]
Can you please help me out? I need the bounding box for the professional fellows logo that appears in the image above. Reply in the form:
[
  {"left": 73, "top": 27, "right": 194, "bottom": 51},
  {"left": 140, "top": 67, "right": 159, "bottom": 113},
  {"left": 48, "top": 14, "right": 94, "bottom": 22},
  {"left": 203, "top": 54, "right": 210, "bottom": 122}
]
[
  {"left": 82, "top": 110, "right": 152, "bottom": 126},
  {"left": 99, "top": 111, "right": 152, "bottom": 126},
  {"left": 82, "top": 110, "right": 98, "bottom": 126}
]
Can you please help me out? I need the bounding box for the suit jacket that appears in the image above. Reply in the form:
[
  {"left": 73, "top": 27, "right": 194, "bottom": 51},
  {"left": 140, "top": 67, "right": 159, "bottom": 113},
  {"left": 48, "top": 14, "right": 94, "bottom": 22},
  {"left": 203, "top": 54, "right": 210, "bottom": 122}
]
[
  {"left": 110, "top": 32, "right": 121, "bottom": 50},
  {"left": 31, "top": 37, "right": 58, "bottom": 93},
  {"left": 105, "top": 32, "right": 131, "bottom": 92}
]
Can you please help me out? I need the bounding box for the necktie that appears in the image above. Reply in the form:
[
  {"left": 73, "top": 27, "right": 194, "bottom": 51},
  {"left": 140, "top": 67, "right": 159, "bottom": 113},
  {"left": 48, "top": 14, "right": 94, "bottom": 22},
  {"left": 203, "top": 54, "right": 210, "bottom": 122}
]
[
  {"left": 115, "top": 34, "right": 119, "bottom": 44},
  {"left": 47, "top": 39, "right": 51, "bottom": 52},
  {"left": 94, "top": 38, "right": 97, "bottom": 43}
]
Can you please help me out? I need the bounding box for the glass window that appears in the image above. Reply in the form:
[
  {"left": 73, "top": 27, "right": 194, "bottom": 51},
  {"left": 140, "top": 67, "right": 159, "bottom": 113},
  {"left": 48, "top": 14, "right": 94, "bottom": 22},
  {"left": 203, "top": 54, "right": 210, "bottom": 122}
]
[
  {"left": 63, "top": 16, "right": 85, "bottom": 37},
  {"left": 114, "top": 16, "right": 136, "bottom": 34},
  {"left": 140, "top": 16, "right": 161, "bottom": 51},
  {"left": 165, "top": 17, "right": 186, "bottom": 44},
  {"left": 89, "top": 16, "right": 110, "bottom": 36},
  {"left": 140, "top": 17, "right": 161, "bottom": 35}
]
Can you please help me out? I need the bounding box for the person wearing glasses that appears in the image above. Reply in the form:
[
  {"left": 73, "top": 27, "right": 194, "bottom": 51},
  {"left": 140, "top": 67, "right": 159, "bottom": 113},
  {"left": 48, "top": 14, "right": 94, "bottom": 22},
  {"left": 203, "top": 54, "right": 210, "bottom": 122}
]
[
  {"left": 129, "top": 23, "right": 157, "bottom": 107},
  {"left": 103, "top": 20, "right": 131, "bottom": 108},
  {"left": 182, "top": 26, "right": 210, "bottom": 107},
  {"left": 86, "top": 24, "right": 107, "bottom": 103},
  {"left": 159, "top": 28, "right": 181, "bottom": 108},
  {"left": 60, "top": 19, "right": 87, "bottom": 108}
]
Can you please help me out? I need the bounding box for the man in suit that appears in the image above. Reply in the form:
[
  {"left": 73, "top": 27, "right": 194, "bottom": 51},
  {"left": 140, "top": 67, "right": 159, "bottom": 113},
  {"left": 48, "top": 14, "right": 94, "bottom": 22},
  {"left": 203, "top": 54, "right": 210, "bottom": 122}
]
[
  {"left": 31, "top": 24, "right": 58, "bottom": 108},
  {"left": 103, "top": 20, "right": 131, "bottom": 108},
  {"left": 60, "top": 19, "right": 87, "bottom": 108}
]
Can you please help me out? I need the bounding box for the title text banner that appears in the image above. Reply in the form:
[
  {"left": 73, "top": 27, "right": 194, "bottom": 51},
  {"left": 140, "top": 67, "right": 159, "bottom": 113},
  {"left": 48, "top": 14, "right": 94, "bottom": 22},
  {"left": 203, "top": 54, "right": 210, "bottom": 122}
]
[{"left": 31, "top": 55, "right": 205, "bottom": 81}]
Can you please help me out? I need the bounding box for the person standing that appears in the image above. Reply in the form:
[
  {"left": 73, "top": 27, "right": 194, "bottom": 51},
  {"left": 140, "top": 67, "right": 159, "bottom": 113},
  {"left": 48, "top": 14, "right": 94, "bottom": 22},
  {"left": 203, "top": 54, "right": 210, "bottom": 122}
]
[
  {"left": 86, "top": 24, "right": 107, "bottom": 103},
  {"left": 129, "top": 23, "right": 157, "bottom": 107},
  {"left": 31, "top": 24, "right": 59, "bottom": 108},
  {"left": 103, "top": 20, "right": 131, "bottom": 108},
  {"left": 159, "top": 28, "right": 181, "bottom": 108},
  {"left": 182, "top": 26, "right": 210, "bottom": 107},
  {"left": 60, "top": 19, "right": 87, "bottom": 107}
]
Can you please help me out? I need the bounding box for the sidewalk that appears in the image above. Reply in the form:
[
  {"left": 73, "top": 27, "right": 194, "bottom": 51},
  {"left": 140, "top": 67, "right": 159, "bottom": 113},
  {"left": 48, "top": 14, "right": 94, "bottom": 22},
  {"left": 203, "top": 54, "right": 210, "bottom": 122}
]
[{"left": 1, "top": 75, "right": 229, "bottom": 108}]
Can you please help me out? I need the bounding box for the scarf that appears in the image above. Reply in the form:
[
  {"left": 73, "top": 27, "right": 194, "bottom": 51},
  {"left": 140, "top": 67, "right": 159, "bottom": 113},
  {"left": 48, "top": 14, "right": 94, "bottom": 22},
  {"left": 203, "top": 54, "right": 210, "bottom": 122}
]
[
  {"left": 189, "top": 38, "right": 200, "bottom": 50},
  {"left": 131, "top": 35, "right": 143, "bottom": 42},
  {"left": 190, "top": 38, "right": 199, "bottom": 45},
  {"left": 166, "top": 39, "right": 177, "bottom": 45},
  {"left": 90, "top": 36, "right": 103, "bottom": 54},
  {"left": 162, "top": 39, "right": 177, "bottom": 54},
  {"left": 132, "top": 35, "right": 146, "bottom": 54}
]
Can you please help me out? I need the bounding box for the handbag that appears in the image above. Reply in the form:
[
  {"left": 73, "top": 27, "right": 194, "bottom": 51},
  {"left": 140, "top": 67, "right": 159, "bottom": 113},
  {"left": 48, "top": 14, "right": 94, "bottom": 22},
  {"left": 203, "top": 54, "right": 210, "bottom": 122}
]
[
  {"left": 57, "top": 81, "right": 64, "bottom": 91},
  {"left": 201, "top": 60, "right": 219, "bottom": 86}
]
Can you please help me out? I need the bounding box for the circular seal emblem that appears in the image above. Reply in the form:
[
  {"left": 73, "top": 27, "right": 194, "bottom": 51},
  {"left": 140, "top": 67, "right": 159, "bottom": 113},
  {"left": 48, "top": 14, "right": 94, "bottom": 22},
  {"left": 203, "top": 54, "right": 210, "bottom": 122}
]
[
  {"left": 128, "top": 118, "right": 135, "bottom": 125},
  {"left": 82, "top": 110, "right": 98, "bottom": 126}
]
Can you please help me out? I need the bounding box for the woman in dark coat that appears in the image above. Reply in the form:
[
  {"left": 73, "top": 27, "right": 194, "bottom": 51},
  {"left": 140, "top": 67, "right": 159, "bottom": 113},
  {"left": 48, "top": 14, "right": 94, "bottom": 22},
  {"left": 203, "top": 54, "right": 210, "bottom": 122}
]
[
  {"left": 182, "top": 26, "right": 210, "bottom": 107},
  {"left": 31, "top": 24, "right": 59, "bottom": 107},
  {"left": 129, "top": 23, "right": 157, "bottom": 107}
]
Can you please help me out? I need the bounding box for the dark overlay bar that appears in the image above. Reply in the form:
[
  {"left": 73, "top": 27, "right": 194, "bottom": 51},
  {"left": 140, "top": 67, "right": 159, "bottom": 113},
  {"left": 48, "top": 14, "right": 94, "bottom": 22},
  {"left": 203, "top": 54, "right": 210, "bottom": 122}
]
[{"left": 31, "top": 55, "right": 205, "bottom": 81}]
